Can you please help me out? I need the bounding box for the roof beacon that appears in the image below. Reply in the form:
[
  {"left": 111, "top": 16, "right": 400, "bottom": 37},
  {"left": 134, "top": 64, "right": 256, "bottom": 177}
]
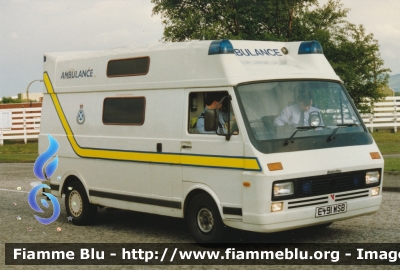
[
  {"left": 298, "top": 41, "right": 323, "bottom": 55},
  {"left": 208, "top": 40, "right": 234, "bottom": 55}
]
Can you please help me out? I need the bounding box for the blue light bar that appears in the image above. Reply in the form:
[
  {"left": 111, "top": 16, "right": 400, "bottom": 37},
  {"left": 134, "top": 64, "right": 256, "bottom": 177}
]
[
  {"left": 208, "top": 40, "right": 234, "bottom": 55},
  {"left": 298, "top": 41, "right": 323, "bottom": 54}
]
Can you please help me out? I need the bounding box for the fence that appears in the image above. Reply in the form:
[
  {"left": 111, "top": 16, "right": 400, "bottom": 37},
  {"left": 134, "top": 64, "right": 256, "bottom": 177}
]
[
  {"left": 360, "top": 96, "right": 400, "bottom": 133},
  {"left": 0, "top": 97, "right": 399, "bottom": 144},
  {"left": 0, "top": 107, "right": 41, "bottom": 145}
]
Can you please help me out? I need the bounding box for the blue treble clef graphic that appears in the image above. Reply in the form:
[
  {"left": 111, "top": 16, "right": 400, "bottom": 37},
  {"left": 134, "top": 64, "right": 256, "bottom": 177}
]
[
  {"left": 28, "top": 184, "right": 61, "bottom": 225},
  {"left": 28, "top": 134, "right": 61, "bottom": 225},
  {"left": 33, "top": 134, "right": 59, "bottom": 181}
]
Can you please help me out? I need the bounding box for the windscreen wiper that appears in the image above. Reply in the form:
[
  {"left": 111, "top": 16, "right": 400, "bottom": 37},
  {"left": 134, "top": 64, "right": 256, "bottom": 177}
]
[
  {"left": 284, "top": 126, "right": 324, "bottom": 146},
  {"left": 327, "top": 123, "right": 359, "bottom": 142}
]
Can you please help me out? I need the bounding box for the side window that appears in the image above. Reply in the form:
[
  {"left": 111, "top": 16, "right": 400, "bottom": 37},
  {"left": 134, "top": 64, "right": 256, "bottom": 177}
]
[
  {"left": 188, "top": 91, "right": 235, "bottom": 134},
  {"left": 107, "top": 57, "right": 149, "bottom": 77},
  {"left": 188, "top": 92, "right": 204, "bottom": 134},
  {"left": 103, "top": 97, "right": 145, "bottom": 125}
]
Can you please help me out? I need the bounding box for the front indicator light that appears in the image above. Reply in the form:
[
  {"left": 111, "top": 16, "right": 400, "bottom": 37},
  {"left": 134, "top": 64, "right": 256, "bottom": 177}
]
[
  {"left": 268, "top": 162, "right": 283, "bottom": 171},
  {"left": 243, "top": 182, "right": 251, "bottom": 187},
  {"left": 371, "top": 187, "right": 380, "bottom": 196},
  {"left": 274, "top": 182, "right": 294, "bottom": 197},
  {"left": 366, "top": 171, "right": 380, "bottom": 184},
  {"left": 370, "top": 152, "right": 381, "bottom": 159},
  {"left": 271, "top": 202, "right": 283, "bottom": 212}
]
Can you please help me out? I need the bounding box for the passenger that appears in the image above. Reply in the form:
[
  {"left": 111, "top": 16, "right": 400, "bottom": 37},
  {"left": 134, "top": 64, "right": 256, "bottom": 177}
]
[{"left": 274, "top": 89, "right": 322, "bottom": 127}]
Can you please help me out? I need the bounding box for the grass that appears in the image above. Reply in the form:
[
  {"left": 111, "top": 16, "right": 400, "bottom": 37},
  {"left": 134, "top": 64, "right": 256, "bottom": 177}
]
[
  {"left": 371, "top": 131, "right": 400, "bottom": 171},
  {"left": 382, "top": 158, "right": 400, "bottom": 172},
  {"left": 0, "top": 140, "right": 38, "bottom": 163},
  {"left": 1, "top": 133, "right": 399, "bottom": 171},
  {"left": 370, "top": 132, "right": 400, "bottom": 155}
]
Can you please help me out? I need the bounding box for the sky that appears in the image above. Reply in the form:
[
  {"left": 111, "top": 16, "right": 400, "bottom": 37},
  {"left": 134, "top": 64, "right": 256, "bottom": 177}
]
[{"left": 1, "top": 0, "right": 399, "bottom": 98}]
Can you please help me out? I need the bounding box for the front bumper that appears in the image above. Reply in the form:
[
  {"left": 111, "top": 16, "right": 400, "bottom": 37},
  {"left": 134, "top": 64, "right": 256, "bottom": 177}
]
[{"left": 225, "top": 189, "right": 382, "bottom": 233}]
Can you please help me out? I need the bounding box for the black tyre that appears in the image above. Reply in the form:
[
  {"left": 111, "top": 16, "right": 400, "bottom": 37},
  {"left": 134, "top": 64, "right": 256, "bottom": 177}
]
[
  {"left": 65, "top": 180, "right": 97, "bottom": 225},
  {"left": 186, "top": 193, "right": 225, "bottom": 243}
]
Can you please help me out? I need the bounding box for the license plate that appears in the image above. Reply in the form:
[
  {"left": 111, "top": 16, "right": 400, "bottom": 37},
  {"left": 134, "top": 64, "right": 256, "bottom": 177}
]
[{"left": 315, "top": 203, "right": 347, "bottom": 217}]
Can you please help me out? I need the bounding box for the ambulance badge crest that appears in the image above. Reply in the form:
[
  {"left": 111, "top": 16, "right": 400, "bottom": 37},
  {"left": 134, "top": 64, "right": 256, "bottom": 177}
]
[{"left": 76, "top": 104, "right": 85, "bottom": 124}]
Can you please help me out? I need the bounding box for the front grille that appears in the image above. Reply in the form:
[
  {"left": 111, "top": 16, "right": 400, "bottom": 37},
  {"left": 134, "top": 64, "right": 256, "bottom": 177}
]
[
  {"left": 288, "top": 196, "right": 328, "bottom": 209},
  {"left": 287, "top": 190, "right": 370, "bottom": 209},
  {"left": 335, "top": 190, "right": 369, "bottom": 202},
  {"left": 272, "top": 168, "right": 381, "bottom": 201},
  {"left": 297, "top": 172, "right": 365, "bottom": 197}
]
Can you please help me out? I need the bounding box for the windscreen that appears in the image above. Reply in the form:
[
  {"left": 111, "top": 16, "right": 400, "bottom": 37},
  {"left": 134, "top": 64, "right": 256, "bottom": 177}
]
[{"left": 236, "top": 81, "right": 370, "bottom": 153}]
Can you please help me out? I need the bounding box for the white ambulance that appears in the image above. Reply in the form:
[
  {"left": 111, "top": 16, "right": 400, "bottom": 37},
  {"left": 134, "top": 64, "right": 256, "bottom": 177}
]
[{"left": 40, "top": 40, "right": 383, "bottom": 243}]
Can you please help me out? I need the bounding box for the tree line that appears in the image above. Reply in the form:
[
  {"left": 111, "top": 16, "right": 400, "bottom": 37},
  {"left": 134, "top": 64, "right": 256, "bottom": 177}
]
[
  {"left": 0, "top": 97, "right": 22, "bottom": 104},
  {"left": 152, "top": 0, "right": 391, "bottom": 111}
]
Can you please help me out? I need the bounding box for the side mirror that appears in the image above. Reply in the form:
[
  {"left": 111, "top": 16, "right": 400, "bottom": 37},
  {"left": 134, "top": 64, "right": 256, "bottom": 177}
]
[
  {"left": 204, "top": 109, "right": 217, "bottom": 132},
  {"left": 309, "top": 111, "right": 321, "bottom": 127}
]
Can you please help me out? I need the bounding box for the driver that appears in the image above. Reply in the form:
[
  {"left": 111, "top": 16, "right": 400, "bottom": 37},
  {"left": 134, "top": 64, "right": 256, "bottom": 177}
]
[{"left": 274, "top": 89, "right": 322, "bottom": 127}]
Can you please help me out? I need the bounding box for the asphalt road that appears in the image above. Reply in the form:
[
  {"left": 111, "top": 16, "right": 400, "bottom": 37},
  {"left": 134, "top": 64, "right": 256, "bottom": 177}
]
[{"left": 1, "top": 163, "right": 400, "bottom": 269}]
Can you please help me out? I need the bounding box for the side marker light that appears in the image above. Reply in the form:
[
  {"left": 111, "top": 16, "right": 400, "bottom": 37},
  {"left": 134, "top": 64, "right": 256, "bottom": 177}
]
[
  {"left": 370, "top": 152, "right": 381, "bottom": 159},
  {"left": 267, "top": 162, "right": 283, "bottom": 171}
]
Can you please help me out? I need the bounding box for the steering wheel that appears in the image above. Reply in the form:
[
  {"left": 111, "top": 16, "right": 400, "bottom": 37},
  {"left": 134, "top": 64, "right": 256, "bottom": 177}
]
[{"left": 249, "top": 120, "right": 266, "bottom": 127}]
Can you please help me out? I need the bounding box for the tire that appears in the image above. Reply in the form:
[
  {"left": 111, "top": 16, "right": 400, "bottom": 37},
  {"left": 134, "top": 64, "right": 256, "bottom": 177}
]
[
  {"left": 186, "top": 193, "right": 225, "bottom": 243},
  {"left": 65, "top": 180, "right": 97, "bottom": 225}
]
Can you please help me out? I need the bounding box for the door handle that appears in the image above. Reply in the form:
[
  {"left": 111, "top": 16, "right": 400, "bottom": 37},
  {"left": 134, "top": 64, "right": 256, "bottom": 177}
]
[{"left": 182, "top": 145, "right": 192, "bottom": 149}]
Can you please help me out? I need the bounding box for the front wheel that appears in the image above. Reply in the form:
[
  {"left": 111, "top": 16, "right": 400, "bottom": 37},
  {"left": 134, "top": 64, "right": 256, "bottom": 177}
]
[
  {"left": 65, "top": 180, "right": 97, "bottom": 225},
  {"left": 186, "top": 193, "right": 225, "bottom": 243}
]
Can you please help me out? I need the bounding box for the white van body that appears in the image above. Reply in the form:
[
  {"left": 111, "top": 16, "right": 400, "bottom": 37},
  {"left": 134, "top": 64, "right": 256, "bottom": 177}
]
[{"left": 40, "top": 40, "right": 383, "bottom": 242}]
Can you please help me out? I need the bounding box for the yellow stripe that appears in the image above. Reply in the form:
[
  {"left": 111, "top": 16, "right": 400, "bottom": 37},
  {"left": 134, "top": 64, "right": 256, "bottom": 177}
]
[{"left": 43, "top": 72, "right": 261, "bottom": 171}]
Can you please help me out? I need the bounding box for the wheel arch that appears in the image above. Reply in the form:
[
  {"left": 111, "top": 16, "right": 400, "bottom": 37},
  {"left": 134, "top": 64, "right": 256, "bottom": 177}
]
[
  {"left": 183, "top": 185, "right": 223, "bottom": 220},
  {"left": 61, "top": 172, "right": 91, "bottom": 202}
]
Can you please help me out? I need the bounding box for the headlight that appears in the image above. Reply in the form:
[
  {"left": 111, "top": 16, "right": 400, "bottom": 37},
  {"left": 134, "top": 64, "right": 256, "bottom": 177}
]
[
  {"left": 365, "top": 171, "right": 380, "bottom": 184},
  {"left": 274, "top": 182, "right": 294, "bottom": 197}
]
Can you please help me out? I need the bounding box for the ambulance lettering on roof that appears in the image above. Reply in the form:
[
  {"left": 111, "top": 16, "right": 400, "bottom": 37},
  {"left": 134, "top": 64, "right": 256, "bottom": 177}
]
[
  {"left": 234, "top": 48, "right": 282, "bottom": 57},
  {"left": 230, "top": 40, "right": 284, "bottom": 57}
]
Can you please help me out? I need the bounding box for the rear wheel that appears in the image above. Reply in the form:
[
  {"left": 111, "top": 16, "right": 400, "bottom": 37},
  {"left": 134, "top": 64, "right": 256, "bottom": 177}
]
[
  {"left": 65, "top": 180, "right": 97, "bottom": 225},
  {"left": 186, "top": 193, "right": 224, "bottom": 243}
]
